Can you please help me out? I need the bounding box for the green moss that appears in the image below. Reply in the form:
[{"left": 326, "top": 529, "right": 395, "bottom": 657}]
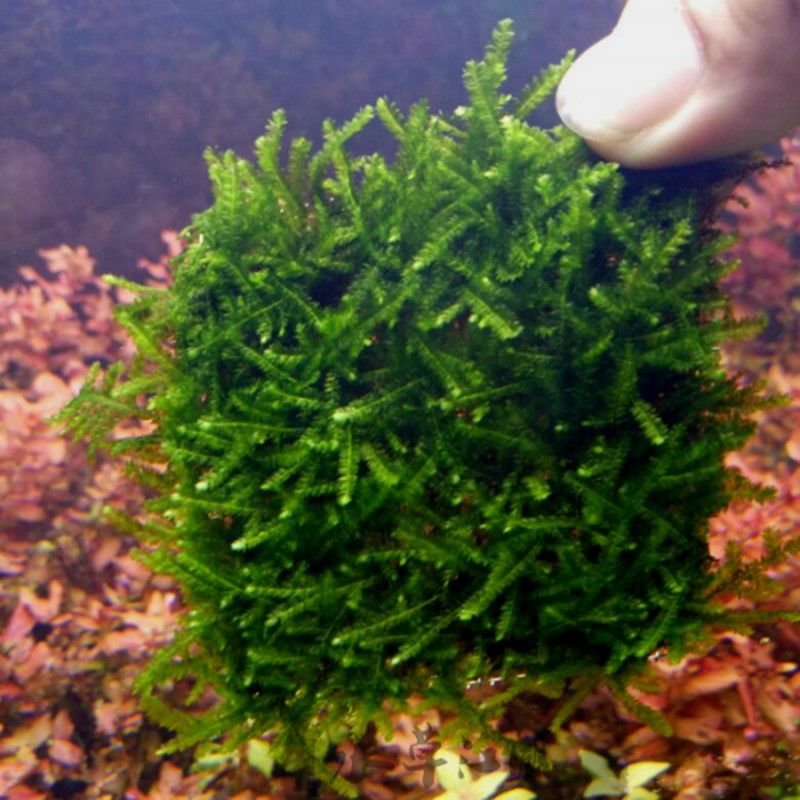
[{"left": 59, "top": 20, "right": 786, "bottom": 789}]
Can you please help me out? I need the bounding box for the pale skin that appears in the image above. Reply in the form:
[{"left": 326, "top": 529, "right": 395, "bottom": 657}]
[{"left": 556, "top": 0, "right": 800, "bottom": 168}]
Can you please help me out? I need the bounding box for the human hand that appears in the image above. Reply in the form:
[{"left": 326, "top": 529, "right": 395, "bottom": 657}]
[{"left": 555, "top": 0, "right": 800, "bottom": 168}]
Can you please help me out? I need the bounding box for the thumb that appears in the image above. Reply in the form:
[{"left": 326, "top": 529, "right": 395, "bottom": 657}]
[{"left": 556, "top": 0, "right": 800, "bottom": 168}]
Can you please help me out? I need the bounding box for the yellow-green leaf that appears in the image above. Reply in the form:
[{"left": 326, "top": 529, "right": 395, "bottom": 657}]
[
  {"left": 470, "top": 770, "right": 511, "bottom": 800},
  {"left": 621, "top": 761, "right": 669, "bottom": 790},
  {"left": 584, "top": 776, "right": 624, "bottom": 798},
  {"left": 626, "top": 788, "right": 660, "bottom": 800},
  {"left": 496, "top": 788, "right": 537, "bottom": 800},
  {"left": 246, "top": 738, "right": 274, "bottom": 777},
  {"left": 579, "top": 750, "right": 616, "bottom": 781},
  {"left": 436, "top": 750, "right": 474, "bottom": 793}
]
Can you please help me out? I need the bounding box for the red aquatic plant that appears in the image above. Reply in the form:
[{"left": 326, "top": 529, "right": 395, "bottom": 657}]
[
  {"left": 0, "top": 236, "right": 293, "bottom": 800},
  {"left": 0, "top": 239, "right": 187, "bottom": 800}
]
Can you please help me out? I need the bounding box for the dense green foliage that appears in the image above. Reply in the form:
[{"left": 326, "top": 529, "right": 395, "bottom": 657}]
[{"left": 59, "top": 21, "right": 781, "bottom": 789}]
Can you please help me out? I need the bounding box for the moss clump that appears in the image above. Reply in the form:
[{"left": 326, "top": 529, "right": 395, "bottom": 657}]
[{"left": 60, "top": 20, "right": 780, "bottom": 789}]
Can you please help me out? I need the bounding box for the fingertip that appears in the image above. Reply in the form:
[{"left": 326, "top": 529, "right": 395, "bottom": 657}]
[{"left": 556, "top": 1, "right": 706, "bottom": 168}]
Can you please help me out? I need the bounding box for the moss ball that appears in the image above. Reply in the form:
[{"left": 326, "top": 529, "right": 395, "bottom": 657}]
[{"left": 63, "top": 21, "right": 767, "bottom": 782}]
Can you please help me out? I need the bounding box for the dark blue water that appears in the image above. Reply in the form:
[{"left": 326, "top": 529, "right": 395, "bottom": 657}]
[{"left": 0, "top": 0, "right": 622, "bottom": 283}]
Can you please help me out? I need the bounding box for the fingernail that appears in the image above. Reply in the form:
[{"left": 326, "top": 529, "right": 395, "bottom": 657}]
[{"left": 556, "top": 6, "right": 704, "bottom": 142}]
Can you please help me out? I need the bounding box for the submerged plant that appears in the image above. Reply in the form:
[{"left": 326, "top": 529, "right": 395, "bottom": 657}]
[
  {"left": 579, "top": 750, "right": 669, "bottom": 800},
  {"left": 58, "top": 20, "right": 793, "bottom": 792},
  {"left": 433, "top": 748, "right": 535, "bottom": 800}
]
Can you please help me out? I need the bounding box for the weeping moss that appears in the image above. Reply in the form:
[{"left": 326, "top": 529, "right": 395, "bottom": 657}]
[{"left": 59, "top": 20, "right": 789, "bottom": 792}]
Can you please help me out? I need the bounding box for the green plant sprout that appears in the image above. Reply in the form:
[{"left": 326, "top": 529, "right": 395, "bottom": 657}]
[
  {"left": 579, "top": 750, "right": 669, "bottom": 800},
  {"left": 190, "top": 737, "right": 274, "bottom": 790},
  {"left": 434, "top": 749, "right": 535, "bottom": 800},
  {"left": 58, "top": 18, "right": 799, "bottom": 795}
]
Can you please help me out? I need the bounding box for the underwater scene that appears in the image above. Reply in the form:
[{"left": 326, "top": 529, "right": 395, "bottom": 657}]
[{"left": 2, "top": 1, "right": 800, "bottom": 799}]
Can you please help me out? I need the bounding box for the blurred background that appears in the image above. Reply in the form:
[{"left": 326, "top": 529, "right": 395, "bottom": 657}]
[{"left": 0, "top": 0, "right": 623, "bottom": 283}]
